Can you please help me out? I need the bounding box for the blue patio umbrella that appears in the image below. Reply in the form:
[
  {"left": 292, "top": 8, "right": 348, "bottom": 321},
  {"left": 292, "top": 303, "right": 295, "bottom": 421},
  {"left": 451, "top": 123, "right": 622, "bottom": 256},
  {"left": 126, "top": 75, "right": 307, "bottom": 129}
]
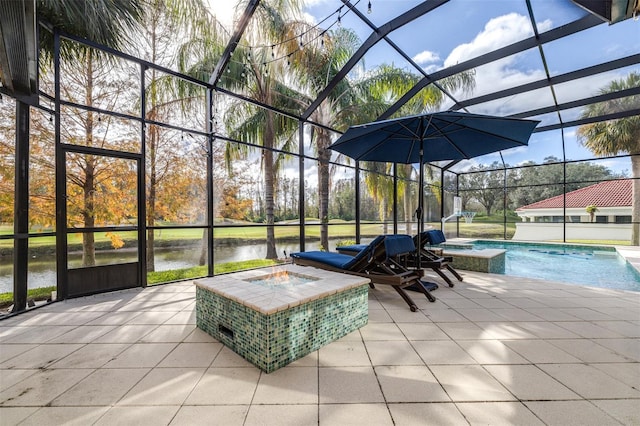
[{"left": 329, "top": 111, "right": 539, "bottom": 269}]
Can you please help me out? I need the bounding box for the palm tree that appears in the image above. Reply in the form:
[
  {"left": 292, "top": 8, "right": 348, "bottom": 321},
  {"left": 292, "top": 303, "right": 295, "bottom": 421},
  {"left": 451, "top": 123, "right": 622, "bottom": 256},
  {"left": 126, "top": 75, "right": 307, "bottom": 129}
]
[
  {"left": 200, "top": 1, "right": 303, "bottom": 259},
  {"left": 38, "top": 0, "right": 145, "bottom": 61},
  {"left": 578, "top": 72, "right": 640, "bottom": 244}
]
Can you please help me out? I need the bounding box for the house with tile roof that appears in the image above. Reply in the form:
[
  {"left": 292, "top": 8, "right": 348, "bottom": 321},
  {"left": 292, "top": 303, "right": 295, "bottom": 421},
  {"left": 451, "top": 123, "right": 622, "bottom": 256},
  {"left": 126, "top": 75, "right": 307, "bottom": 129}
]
[{"left": 513, "top": 180, "right": 633, "bottom": 241}]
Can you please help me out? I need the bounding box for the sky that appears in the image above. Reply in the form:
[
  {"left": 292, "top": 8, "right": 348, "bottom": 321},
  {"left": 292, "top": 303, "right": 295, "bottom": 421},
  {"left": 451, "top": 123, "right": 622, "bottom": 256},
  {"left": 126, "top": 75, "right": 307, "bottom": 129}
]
[{"left": 206, "top": 0, "right": 640, "bottom": 176}]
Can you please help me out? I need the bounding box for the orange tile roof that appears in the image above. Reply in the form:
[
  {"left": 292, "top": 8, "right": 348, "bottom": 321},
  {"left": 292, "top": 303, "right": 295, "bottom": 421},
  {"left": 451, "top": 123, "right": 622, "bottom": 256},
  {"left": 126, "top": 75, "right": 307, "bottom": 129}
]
[{"left": 517, "top": 180, "right": 632, "bottom": 211}]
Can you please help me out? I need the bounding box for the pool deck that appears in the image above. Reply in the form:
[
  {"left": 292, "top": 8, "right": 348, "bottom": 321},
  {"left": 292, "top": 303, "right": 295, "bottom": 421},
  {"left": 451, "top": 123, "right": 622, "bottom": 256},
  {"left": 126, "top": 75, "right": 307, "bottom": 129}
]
[{"left": 1, "top": 269, "right": 639, "bottom": 425}]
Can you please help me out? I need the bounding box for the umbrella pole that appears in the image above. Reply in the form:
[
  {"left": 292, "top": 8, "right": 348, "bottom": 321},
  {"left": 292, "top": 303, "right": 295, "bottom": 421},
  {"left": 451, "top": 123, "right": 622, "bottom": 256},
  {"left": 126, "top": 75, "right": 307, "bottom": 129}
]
[{"left": 416, "top": 131, "right": 424, "bottom": 272}]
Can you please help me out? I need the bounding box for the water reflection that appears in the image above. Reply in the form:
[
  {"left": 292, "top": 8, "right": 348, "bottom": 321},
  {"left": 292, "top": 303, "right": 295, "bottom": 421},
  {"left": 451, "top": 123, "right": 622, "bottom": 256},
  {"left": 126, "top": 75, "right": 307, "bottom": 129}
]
[{"left": 0, "top": 239, "right": 340, "bottom": 293}]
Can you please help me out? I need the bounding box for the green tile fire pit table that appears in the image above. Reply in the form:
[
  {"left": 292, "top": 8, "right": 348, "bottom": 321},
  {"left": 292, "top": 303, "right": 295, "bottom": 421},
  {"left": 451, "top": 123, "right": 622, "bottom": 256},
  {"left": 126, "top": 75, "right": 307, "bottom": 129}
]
[{"left": 195, "top": 264, "right": 369, "bottom": 373}]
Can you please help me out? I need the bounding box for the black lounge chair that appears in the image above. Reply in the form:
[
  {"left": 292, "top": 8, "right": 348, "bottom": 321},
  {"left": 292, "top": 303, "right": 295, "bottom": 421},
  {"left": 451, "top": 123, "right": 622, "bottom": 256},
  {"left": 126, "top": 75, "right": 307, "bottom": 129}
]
[
  {"left": 291, "top": 235, "right": 436, "bottom": 312},
  {"left": 337, "top": 231, "right": 462, "bottom": 288},
  {"left": 410, "top": 230, "right": 463, "bottom": 287}
]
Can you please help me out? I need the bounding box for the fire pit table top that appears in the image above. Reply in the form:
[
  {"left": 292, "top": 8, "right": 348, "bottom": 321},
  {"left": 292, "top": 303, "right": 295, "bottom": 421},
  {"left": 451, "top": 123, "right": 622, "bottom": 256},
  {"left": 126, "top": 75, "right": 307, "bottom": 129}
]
[{"left": 194, "top": 264, "right": 370, "bottom": 315}]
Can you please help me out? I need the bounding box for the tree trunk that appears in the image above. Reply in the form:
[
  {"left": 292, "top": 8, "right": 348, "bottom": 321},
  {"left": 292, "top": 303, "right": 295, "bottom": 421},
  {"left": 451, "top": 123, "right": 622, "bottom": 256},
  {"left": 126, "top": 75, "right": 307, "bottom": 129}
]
[
  {"left": 82, "top": 51, "right": 96, "bottom": 267},
  {"left": 82, "top": 160, "right": 96, "bottom": 267},
  {"left": 631, "top": 156, "right": 640, "bottom": 245},
  {"left": 146, "top": 124, "right": 157, "bottom": 272},
  {"left": 264, "top": 111, "right": 277, "bottom": 259},
  {"left": 317, "top": 131, "right": 331, "bottom": 251}
]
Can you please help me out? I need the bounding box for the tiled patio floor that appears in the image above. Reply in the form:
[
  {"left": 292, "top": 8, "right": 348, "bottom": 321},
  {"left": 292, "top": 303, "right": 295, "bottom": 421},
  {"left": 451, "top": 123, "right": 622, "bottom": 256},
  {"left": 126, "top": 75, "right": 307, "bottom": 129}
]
[{"left": 1, "top": 270, "right": 639, "bottom": 425}]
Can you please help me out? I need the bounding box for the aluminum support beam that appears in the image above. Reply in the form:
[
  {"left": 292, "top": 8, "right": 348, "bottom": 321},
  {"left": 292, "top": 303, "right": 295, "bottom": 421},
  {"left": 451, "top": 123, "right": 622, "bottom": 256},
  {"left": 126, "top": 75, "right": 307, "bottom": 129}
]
[
  {"left": 209, "top": 0, "right": 261, "bottom": 87},
  {"left": 380, "top": 14, "right": 603, "bottom": 120}
]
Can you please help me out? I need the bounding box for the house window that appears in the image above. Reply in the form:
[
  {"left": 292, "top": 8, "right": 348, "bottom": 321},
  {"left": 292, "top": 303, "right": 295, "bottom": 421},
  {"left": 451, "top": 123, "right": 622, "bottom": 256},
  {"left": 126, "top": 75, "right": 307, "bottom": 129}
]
[
  {"left": 615, "top": 216, "right": 632, "bottom": 223},
  {"left": 595, "top": 216, "right": 608, "bottom": 223}
]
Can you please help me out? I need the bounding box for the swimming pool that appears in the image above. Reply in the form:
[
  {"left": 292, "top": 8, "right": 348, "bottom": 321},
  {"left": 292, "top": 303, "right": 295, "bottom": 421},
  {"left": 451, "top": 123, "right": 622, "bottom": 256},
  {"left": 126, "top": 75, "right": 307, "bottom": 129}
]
[{"left": 446, "top": 241, "right": 640, "bottom": 292}]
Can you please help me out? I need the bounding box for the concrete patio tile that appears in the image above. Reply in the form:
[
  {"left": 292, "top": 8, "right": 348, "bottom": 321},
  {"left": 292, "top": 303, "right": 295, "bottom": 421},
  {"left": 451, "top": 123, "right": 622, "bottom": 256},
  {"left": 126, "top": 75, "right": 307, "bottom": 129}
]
[
  {"left": 0, "top": 343, "right": 84, "bottom": 369},
  {"left": 245, "top": 404, "right": 317, "bottom": 426},
  {"left": 558, "top": 307, "right": 617, "bottom": 321},
  {"left": 0, "top": 343, "right": 37, "bottom": 364},
  {"left": 103, "top": 342, "right": 177, "bottom": 368},
  {"left": 50, "top": 368, "right": 148, "bottom": 406},
  {"left": 423, "top": 308, "right": 469, "bottom": 322},
  {"left": 359, "top": 323, "right": 407, "bottom": 341},
  {"left": 592, "top": 399, "right": 640, "bottom": 425},
  {"left": 318, "top": 340, "right": 370, "bottom": 367},
  {"left": 470, "top": 297, "right": 515, "bottom": 309},
  {"left": 164, "top": 310, "right": 196, "bottom": 325},
  {"left": 0, "top": 369, "right": 38, "bottom": 391},
  {"left": 436, "top": 322, "right": 486, "bottom": 340},
  {"left": 319, "top": 403, "right": 393, "bottom": 426},
  {"left": 474, "top": 322, "right": 537, "bottom": 339},
  {"left": 430, "top": 365, "right": 516, "bottom": 402},
  {"left": 0, "top": 369, "right": 92, "bottom": 407},
  {"left": 595, "top": 320, "right": 640, "bottom": 337},
  {"left": 1, "top": 325, "right": 77, "bottom": 344},
  {"left": 93, "top": 405, "right": 180, "bottom": 426},
  {"left": 593, "top": 338, "right": 640, "bottom": 361},
  {"left": 126, "top": 311, "right": 180, "bottom": 325},
  {"left": 457, "top": 340, "right": 529, "bottom": 364},
  {"left": 538, "top": 363, "right": 640, "bottom": 399},
  {"left": 287, "top": 350, "right": 318, "bottom": 367},
  {"left": 396, "top": 322, "right": 450, "bottom": 341},
  {"left": 0, "top": 407, "right": 39, "bottom": 425},
  {"left": 440, "top": 297, "right": 482, "bottom": 309},
  {"left": 491, "top": 308, "right": 545, "bottom": 321},
  {"left": 502, "top": 340, "right": 582, "bottom": 363},
  {"left": 18, "top": 406, "right": 110, "bottom": 426},
  {"left": 375, "top": 365, "right": 450, "bottom": 402},
  {"left": 386, "top": 308, "right": 432, "bottom": 323},
  {"left": 412, "top": 340, "right": 477, "bottom": 365},
  {"left": 319, "top": 366, "right": 384, "bottom": 403},
  {"left": 484, "top": 365, "right": 579, "bottom": 400},
  {"left": 456, "top": 402, "right": 545, "bottom": 425},
  {"left": 547, "top": 338, "right": 633, "bottom": 363},
  {"left": 513, "top": 321, "right": 581, "bottom": 338},
  {"left": 46, "top": 325, "right": 117, "bottom": 344},
  {"left": 365, "top": 341, "right": 423, "bottom": 366},
  {"left": 169, "top": 405, "right": 249, "bottom": 426},
  {"left": 367, "top": 309, "right": 393, "bottom": 323},
  {"left": 590, "top": 362, "right": 640, "bottom": 388},
  {"left": 499, "top": 297, "right": 548, "bottom": 309},
  {"left": 387, "top": 402, "right": 467, "bottom": 425},
  {"left": 118, "top": 367, "right": 205, "bottom": 406},
  {"left": 525, "top": 401, "right": 621, "bottom": 426},
  {"left": 554, "top": 321, "right": 625, "bottom": 338},
  {"left": 157, "top": 342, "right": 223, "bottom": 368},
  {"left": 140, "top": 324, "right": 197, "bottom": 343},
  {"left": 184, "top": 367, "right": 260, "bottom": 405},
  {"left": 524, "top": 308, "right": 581, "bottom": 321},
  {"left": 92, "top": 324, "right": 158, "bottom": 343},
  {"left": 84, "top": 311, "right": 142, "bottom": 325},
  {"left": 456, "top": 308, "right": 506, "bottom": 322},
  {"left": 183, "top": 327, "right": 219, "bottom": 343},
  {"left": 50, "top": 343, "right": 130, "bottom": 368},
  {"left": 210, "top": 346, "right": 254, "bottom": 367},
  {"left": 252, "top": 366, "right": 318, "bottom": 404}
]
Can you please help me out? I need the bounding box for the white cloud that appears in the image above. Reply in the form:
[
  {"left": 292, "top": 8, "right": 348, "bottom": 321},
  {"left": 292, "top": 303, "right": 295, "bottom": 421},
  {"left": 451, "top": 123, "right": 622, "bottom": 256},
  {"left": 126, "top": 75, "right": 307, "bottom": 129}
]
[
  {"left": 445, "top": 13, "right": 550, "bottom": 67},
  {"left": 442, "top": 13, "right": 556, "bottom": 116},
  {"left": 413, "top": 50, "right": 440, "bottom": 65}
]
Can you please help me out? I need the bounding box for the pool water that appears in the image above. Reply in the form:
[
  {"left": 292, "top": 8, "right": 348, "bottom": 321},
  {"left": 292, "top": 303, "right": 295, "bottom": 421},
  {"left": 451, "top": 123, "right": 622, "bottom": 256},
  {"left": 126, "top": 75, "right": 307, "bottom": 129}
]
[{"left": 461, "top": 241, "right": 640, "bottom": 292}]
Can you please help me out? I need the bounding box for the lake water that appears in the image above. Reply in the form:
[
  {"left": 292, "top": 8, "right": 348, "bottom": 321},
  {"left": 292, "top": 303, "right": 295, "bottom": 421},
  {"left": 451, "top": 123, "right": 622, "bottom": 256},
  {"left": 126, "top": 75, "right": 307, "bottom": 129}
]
[{"left": 0, "top": 239, "right": 334, "bottom": 294}]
